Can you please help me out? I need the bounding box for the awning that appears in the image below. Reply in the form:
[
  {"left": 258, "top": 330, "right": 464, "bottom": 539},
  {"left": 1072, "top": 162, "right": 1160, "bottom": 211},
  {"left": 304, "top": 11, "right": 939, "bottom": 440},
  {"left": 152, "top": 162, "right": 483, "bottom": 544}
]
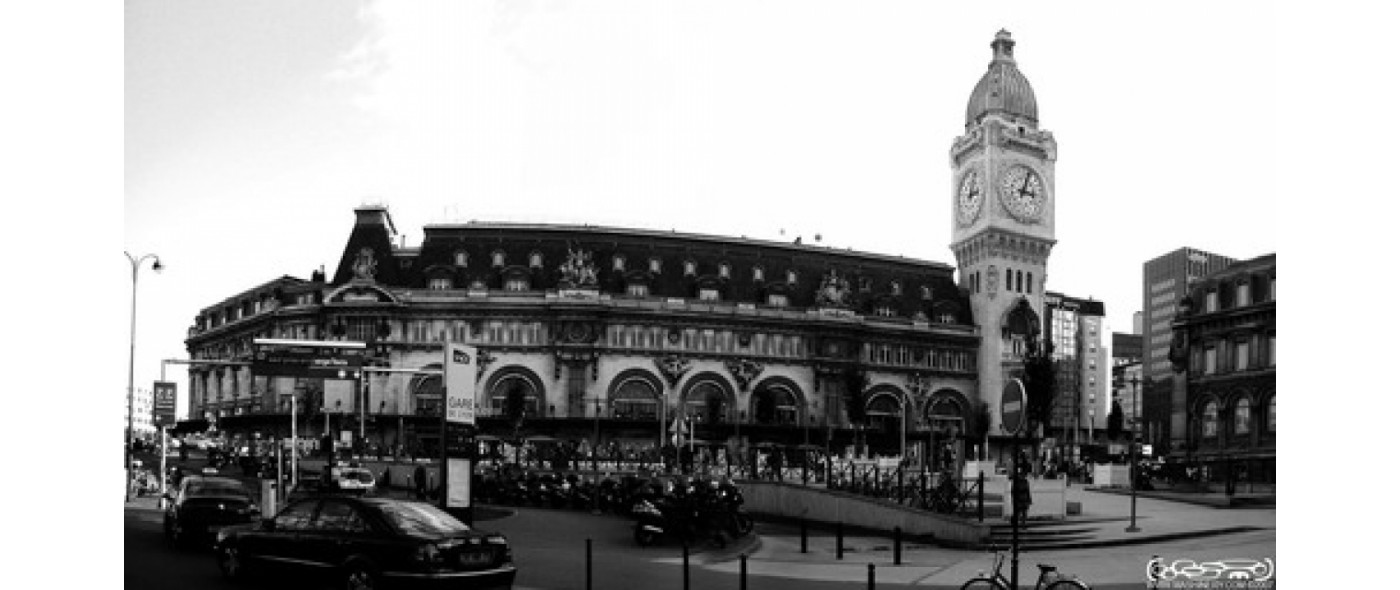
[{"left": 170, "top": 419, "right": 210, "bottom": 435}]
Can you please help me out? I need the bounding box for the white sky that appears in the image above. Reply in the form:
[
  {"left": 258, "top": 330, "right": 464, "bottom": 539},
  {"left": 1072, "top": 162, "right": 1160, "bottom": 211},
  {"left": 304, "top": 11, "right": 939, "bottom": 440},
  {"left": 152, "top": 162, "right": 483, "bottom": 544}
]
[{"left": 123, "top": 0, "right": 1280, "bottom": 418}]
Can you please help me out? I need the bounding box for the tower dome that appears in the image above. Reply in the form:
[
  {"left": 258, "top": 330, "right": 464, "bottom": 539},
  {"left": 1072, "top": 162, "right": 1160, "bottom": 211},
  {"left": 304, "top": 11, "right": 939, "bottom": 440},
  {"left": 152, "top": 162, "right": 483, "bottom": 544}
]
[{"left": 965, "top": 30, "right": 1039, "bottom": 127}]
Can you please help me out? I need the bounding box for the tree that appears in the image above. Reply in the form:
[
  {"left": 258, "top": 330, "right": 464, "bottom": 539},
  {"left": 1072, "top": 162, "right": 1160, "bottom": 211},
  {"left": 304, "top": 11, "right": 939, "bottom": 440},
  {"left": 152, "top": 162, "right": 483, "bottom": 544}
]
[
  {"left": 1021, "top": 340, "right": 1057, "bottom": 437},
  {"left": 1106, "top": 398, "right": 1124, "bottom": 442},
  {"left": 841, "top": 366, "right": 868, "bottom": 426},
  {"left": 503, "top": 383, "right": 528, "bottom": 440}
]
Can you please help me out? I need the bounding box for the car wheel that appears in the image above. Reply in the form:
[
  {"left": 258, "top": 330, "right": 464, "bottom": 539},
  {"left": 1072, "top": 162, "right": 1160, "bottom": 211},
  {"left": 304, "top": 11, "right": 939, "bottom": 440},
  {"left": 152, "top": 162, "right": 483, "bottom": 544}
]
[
  {"left": 343, "top": 563, "right": 379, "bottom": 590},
  {"left": 217, "top": 544, "right": 248, "bottom": 580}
]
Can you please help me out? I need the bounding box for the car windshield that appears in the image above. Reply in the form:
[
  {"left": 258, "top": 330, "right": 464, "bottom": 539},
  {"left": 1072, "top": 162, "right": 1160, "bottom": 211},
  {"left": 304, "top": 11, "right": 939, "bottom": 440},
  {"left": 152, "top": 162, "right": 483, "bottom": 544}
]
[
  {"left": 374, "top": 502, "right": 471, "bottom": 536},
  {"left": 188, "top": 481, "right": 249, "bottom": 498}
]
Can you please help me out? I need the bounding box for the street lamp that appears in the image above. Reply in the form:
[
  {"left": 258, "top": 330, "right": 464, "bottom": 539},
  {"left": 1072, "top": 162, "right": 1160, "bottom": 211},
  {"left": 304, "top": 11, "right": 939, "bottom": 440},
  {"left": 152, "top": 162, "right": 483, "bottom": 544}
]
[
  {"left": 1126, "top": 374, "right": 1142, "bottom": 533},
  {"left": 125, "top": 252, "right": 162, "bottom": 503}
]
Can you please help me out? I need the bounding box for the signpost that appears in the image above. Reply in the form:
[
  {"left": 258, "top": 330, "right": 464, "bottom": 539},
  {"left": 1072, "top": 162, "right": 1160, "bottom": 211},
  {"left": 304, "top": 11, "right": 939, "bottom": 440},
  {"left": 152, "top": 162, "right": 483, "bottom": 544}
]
[
  {"left": 1001, "top": 378, "right": 1028, "bottom": 590},
  {"left": 442, "top": 343, "right": 478, "bottom": 518},
  {"left": 152, "top": 381, "right": 177, "bottom": 503}
]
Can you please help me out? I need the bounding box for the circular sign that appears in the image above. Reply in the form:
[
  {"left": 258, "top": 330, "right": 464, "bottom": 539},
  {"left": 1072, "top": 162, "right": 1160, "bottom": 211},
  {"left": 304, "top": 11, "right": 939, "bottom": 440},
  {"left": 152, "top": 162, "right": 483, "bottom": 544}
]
[{"left": 1000, "top": 378, "right": 1027, "bottom": 434}]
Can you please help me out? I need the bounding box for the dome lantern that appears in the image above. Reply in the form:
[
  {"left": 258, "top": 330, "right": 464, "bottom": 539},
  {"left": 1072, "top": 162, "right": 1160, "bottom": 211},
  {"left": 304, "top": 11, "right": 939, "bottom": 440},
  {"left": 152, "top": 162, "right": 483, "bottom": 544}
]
[{"left": 965, "top": 30, "right": 1039, "bottom": 128}]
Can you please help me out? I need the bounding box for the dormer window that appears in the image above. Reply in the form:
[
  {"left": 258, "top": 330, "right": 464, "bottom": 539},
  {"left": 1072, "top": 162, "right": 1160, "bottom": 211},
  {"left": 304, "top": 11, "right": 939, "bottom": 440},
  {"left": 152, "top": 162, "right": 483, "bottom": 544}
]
[
  {"left": 767, "top": 293, "right": 788, "bottom": 307},
  {"left": 752, "top": 266, "right": 764, "bottom": 282},
  {"left": 890, "top": 280, "right": 902, "bottom": 296},
  {"left": 875, "top": 305, "right": 895, "bottom": 317},
  {"left": 491, "top": 251, "right": 505, "bottom": 268},
  {"left": 786, "top": 270, "right": 798, "bottom": 285},
  {"left": 649, "top": 258, "right": 662, "bottom": 274},
  {"left": 684, "top": 260, "right": 696, "bottom": 277},
  {"left": 922, "top": 285, "right": 933, "bottom": 300},
  {"left": 429, "top": 278, "right": 452, "bottom": 290},
  {"left": 529, "top": 251, "right": 543, "bottom": 269},
  {"left": 613, "top": 255, "right": 626, "bottom": 271},
  {"left": 454, "top": 251, "right": 468, "bottom": 267},
  {"left": 505, "top": 278, "right": 529, "bottom": 292},
  {"left": 1235, "top": 281, "right": 1250, "bottom": 308},
  {"left": 627, "top": 283, "right": 649, "bottom": 297},
  {"left": 718, "top": 263, "right": 730, "bottom": 279},
  {"left": 699, "top": 288, "right": 720, "bottom": 301},
  {"left": 1205, "top": 291, "right": 1219, "bottom": 313}
]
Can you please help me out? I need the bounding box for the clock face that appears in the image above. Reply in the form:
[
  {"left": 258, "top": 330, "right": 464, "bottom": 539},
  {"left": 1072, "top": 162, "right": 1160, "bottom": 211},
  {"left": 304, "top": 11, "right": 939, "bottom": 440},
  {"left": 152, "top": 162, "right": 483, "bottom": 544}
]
[
  {"left": 998, "top": 165, "right": 1047, "bottom": 222},
  {"left": 957, "top": 170, "right": 984, "bottom": 225}
]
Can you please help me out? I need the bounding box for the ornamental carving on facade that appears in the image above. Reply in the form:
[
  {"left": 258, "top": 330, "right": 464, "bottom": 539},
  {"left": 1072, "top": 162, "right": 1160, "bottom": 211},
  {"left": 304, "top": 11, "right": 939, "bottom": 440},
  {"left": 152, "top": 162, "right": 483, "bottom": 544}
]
[
  {"left": 815, "top": 270, "right": 852, "bottom": 308},
  {"left": 906, "top": 372, "right": 932, "bottom": 398},
  {"left": 351, "top": 247, "right": 377, "bottom": 281},
  {"left": 725, "top": 359, "right": 765, "bottom": 392},
  {"left": 476, "top": 349, "right": 497, "bottom": 380},
  {"left": 557, "top": 246, "right": 599, "bottom": 288},
  {"left": 654, "top": 354, "right": 691, "bottom": 387}
]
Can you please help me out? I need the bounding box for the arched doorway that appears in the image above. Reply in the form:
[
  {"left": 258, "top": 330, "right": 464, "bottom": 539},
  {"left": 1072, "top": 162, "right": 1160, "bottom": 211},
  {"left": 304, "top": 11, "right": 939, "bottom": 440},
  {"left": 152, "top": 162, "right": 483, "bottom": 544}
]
[
  {"left": 610, "top": 375, "right": 662, "bottom": 420},
  {"left": 682, "top": 377, "right": 731, "bottom": 426},
  {"left": 751, "top": 384, "right": 800, "bottom": 426},
  {"left": 863, "top": 388, "right": 906, "bottom": 454},
  {"left": 923, "top": 391, "right": 968, "bottom": 473}
]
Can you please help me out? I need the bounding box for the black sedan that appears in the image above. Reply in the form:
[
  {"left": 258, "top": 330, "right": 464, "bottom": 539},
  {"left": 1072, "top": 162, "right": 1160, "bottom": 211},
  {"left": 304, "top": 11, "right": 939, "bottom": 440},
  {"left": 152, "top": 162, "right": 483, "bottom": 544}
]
[
  {"left": 214, "top": 496, "right": 515, "bottom": 590},
  {"left": 164, "top": 475, "right": 261, "bottom": 546}
]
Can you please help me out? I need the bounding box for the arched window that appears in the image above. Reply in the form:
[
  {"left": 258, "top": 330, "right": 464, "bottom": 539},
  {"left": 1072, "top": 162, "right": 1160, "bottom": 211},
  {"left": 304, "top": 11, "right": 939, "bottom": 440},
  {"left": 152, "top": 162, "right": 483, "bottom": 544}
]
[
  {"left": 612, "top": 378, "right": 660, "bottom": 420},
  {"left": 1203, "top": 400, "right": 1219, "bottom": 437},
  {"left": 1234, "top": 397, "right": 1251, "bottom": 434},
  {"left": 454, "top": 251, "right": 468, "bottom": 267},
  {"left": 683, "top": 381, "right": 729, "bottom": 424},
  {"left": 529, "top": 251, "right": 543, "bottom": 269},
  {"left": 1027, "top": 272, "right": 1033, "bottom": 294},
  {"left": 684, "top": 260, "right": 697, "bottom": 276},
  {"left": 1005, "top": 268, "right": 1013, "bottom": 292},
  {"left": 1016, "top": 270, "right": 1023, "bottom": 293},
  {"left": 752, "top": 266, "right": 764, "bottom": 282},
  {"left": 719, "top": 263, "right": 731, "bottom": 279},
  {"left": 491, "top": 250, "right": 505, "bottom": 268},
  {"left": 613, "top": 255, "right": 626, "bottom": 271}
]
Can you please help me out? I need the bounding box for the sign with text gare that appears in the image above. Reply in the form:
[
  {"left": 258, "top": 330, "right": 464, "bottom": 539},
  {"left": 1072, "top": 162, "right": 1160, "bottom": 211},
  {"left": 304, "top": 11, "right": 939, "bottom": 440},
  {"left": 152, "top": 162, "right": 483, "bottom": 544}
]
[
  {"left": 251, "top": 339, "right": 366, "bottom": 380},
  {"left": 152, "top": 381, "right": 177, "bottom": 427}
]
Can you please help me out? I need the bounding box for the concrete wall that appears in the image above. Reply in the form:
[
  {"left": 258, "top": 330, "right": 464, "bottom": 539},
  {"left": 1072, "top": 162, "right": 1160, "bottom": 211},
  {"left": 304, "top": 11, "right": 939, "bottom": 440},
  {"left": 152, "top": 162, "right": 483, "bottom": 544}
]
[{"left": 737, "top": 481, "right": 990, "bottom": 547}]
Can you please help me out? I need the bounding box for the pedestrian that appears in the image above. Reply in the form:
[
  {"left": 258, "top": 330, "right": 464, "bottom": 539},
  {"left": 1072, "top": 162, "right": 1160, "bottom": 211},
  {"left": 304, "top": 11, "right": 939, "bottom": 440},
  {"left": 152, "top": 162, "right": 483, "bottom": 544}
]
[
  {"left": 413, "top": 464, "right": 427, "bottom": 500},
  {"left": 1011, "top": 463, "right": 1032, "bottom": 526}
]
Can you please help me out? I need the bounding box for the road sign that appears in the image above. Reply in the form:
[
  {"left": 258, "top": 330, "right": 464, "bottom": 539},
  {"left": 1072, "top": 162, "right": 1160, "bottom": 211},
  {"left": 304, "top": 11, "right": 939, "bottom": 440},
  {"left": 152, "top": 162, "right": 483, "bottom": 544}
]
[
  {"left": 252, "top": 340, "right": 366, "bottom": 379},
  {"left": 152, "top": 381, "right": 178, "bottom": 427},
  {"left": 1000, "top": 378, "right": 1027, "bottom": 434},
  {"left": 444, "top": 343, "right": 477, "bottom": 425}
]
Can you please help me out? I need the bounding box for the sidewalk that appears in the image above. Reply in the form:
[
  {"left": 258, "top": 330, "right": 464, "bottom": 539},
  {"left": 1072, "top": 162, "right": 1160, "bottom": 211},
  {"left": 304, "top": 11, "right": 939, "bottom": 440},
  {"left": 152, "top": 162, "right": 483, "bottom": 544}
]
[{"left": 692, "top": 486, "right": 1276, "bottom": 587}]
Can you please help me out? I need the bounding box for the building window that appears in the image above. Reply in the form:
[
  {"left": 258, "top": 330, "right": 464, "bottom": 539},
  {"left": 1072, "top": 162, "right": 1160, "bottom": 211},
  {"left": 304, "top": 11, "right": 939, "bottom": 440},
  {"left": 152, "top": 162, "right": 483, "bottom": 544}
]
[
  {"left": 1235, "top": 340, "right": 1249, "bottom": 371},
  {"left": 529, "top": 252, "right": 543, "bottom": 269},
  {"left": 650, "top": 258, "right": 662, "bottom": 274},
  {"left": 454, "top": 251, "right": 468, "bottom": 267},
  {"left": 429, "top": 278, "right": 452, "bottom": 290},
  {"left": 1205, "top": 291, "right": 1219, "bottom": 312},
  {"left": 1269, "top": 276, "right": 1275, "bottom": 301},
  {"left": 684, "top": 260, "right": 696, "bottom": 276},
  {"left": 923, "top": 284, "right": 933, "bottom": 299},
  {"left": 718, "top": 263, "right": 730, "bottom": 279},
  {"left": 1204, "top": 346, "right": 1217, "bottom": 375},
  {"left": 613, "top": 255, "right": 625, "bottom": 271},
  {"left": 767, "top": 293, "right": 788, "bottom": 307},
  {"left": 505, "top": 278, "right": 529, "bottom": 292},
  {"left": 1016, "top": 271, "right": 1023, "bottom": 293},
  {"left": 1006, "top": 268, "right": 1013, "bottom": 292},
  {"left": 1203, "top": 401, "right": 1219, "bottom": 437},
  {"left": 699, "top": 288, "right": 720, "bottom": 301},
  {"left": 752, "top": 266, "right": 764, "bottom": 282},
  {"left": 1268, "top": 397, "right": 1276, "bottom": 433},
  {"left": 1027, "top": 272, "right": 1034, "bottom": 294},
  {"left": 876, "top": 305, "right": 894, "bottom": 317},
  {"left": 1236, "top": 282, "right": 1250, "bottom": 307},
  {"left": 491, "top": 251, "right": 505, "bottom": 268},
  {"left": 1269, "top": 334, "right": 1276, "bottom": 366},
  {"left": 787, "top": 270, "right": 798, "bottom": 285},
  {"left": 1234, "top": 398, "right": 1251, "bottom": 434},
  {"left": 891, "top": 280, "right": 902, "bottom": 296},
  {"left": 627, "top": 283, "right": 649, "bottom": 297}
]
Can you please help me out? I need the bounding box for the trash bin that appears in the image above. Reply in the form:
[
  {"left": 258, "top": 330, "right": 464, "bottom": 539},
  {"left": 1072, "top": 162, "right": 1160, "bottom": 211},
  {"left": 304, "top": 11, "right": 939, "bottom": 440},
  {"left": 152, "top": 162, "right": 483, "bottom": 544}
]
[{"left": 260, "top": 479, "right": 279, "bottom": 518}]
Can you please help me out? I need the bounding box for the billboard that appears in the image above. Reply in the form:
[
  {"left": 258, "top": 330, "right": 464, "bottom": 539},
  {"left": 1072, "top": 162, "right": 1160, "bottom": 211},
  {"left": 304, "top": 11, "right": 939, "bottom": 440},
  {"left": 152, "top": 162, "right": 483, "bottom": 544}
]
[
  {"left": 152, "top": 381, "right": 178, "bottom": 427},
  {"left": 444, "top": 343, "right": 477, "bottom": 425}
]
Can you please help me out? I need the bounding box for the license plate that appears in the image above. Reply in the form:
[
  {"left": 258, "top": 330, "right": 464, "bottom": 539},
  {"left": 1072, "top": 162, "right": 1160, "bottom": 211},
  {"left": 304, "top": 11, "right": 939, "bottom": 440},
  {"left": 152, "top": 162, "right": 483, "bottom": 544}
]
[{"left": 459, "top": 551, "right": 492, "bottom": 566}]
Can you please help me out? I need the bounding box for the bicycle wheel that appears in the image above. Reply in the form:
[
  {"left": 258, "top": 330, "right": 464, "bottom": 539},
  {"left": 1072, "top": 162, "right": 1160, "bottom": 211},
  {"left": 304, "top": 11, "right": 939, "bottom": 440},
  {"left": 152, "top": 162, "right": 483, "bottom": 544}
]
[
  {"left": 959, "top": 578, "right": 1005, "bottom": 590},
  {"left": 1045, "top": 579, "right": 1091, "bottom": 590}
]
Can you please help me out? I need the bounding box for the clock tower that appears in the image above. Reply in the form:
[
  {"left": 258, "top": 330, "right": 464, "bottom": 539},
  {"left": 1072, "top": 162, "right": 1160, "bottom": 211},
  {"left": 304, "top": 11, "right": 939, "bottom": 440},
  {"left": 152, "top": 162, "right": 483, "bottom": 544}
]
[{"left": 950, "top": 30, "right": 1058, "bottom": 438}]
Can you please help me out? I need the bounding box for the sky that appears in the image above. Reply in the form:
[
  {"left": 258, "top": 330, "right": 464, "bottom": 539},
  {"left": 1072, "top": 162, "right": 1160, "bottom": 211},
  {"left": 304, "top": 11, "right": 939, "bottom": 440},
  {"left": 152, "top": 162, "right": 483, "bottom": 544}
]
[{"left": 123, "top": 0, "right": 1280, "bottom": 420}]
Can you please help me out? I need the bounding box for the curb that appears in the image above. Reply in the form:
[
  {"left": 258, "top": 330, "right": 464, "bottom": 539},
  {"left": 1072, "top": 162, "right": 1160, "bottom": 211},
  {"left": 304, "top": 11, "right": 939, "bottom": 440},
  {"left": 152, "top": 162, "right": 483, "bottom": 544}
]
[{"left": 697, "top": 533, "right": 763, "bottom": 565}]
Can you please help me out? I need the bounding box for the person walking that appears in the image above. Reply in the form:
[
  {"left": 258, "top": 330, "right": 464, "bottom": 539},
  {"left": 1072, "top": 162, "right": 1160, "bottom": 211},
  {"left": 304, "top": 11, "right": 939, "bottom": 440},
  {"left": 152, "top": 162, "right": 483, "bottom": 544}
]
[
  {"left": 413, "top": 464, "right": 427, "bottom": 500},
  {"left": 1011, "top": 463, "right": 1032, "bottom": 526}
]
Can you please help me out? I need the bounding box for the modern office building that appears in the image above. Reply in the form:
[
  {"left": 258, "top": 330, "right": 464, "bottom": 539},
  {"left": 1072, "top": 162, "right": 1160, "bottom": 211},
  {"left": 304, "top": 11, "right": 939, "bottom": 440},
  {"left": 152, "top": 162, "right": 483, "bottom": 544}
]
[
  {"left": 1042, "top": 292, "right": 1106, "bottom": 456},
  {"left": 177, "top": 31, "right": 1062, "bottom": 466},
  {"left": 1168, "top": 253, "right": 1275, "bottom": 484},
  {"left": 1142, "top": 248, "right": 1235, "bottom": 383}
]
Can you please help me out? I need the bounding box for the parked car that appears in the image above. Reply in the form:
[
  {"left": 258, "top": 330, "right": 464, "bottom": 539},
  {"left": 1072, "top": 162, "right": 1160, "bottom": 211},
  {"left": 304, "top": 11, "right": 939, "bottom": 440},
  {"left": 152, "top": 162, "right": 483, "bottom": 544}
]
[
  {"left": 215, "top": 496, "right": 515, "bottom": 589},
  {"left": 336, "top": 467, "right": 377, "bottom": 493},
  {"left": 164, "top": 476, "right": 260, "bottom": 547}
]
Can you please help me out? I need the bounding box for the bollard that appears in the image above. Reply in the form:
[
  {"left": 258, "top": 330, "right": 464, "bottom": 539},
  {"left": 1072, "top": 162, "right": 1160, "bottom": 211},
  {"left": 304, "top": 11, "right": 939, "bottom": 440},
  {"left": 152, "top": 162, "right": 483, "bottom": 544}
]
[
  {"left": 894, "top": 527, "right": 902, "bottom": 565},
  {"left": 800, "top": 519, "right": 808, "bottom": 553},
  {"left": 682, "top": 543, "right": 690, "bottom": 590},
  {"left": 977, "top": 471, "right": 985, "bottom": 523},
  {"left": 837, "top": 522, "right": 845, "bottom": 560},
  {"left": 586, "top": 538, "right": 593, "bottom": 590},
  {"left": 867, "top": 563, "right": 876, "bottom": 590},
  {"left": 740, "top": 553, "right": 748, "bottom": 590}
]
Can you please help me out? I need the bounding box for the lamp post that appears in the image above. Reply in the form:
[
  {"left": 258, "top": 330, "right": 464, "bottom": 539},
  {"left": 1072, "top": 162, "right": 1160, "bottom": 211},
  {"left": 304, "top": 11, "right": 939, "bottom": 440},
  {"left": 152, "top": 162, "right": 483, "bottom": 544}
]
[
  {"left": 1126, "top": 374, "right": 1142, "bottom": 533},
  {"left": 125, "top": 252, "right": 162, "bottom": 503}
]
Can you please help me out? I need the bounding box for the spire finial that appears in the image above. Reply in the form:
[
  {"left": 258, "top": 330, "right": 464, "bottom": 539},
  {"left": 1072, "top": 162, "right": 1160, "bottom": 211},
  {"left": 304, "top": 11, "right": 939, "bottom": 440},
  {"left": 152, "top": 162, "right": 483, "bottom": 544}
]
[{"left": 992, "top": 29, "right": 1016, "bottom": 64}]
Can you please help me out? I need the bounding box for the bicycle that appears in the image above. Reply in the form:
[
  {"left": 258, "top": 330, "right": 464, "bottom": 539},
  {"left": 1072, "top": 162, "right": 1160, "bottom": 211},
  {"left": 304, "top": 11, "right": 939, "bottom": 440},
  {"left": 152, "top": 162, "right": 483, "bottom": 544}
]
[{"left": 960, "top": 547, "right": 1091, "bottom": 589}]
